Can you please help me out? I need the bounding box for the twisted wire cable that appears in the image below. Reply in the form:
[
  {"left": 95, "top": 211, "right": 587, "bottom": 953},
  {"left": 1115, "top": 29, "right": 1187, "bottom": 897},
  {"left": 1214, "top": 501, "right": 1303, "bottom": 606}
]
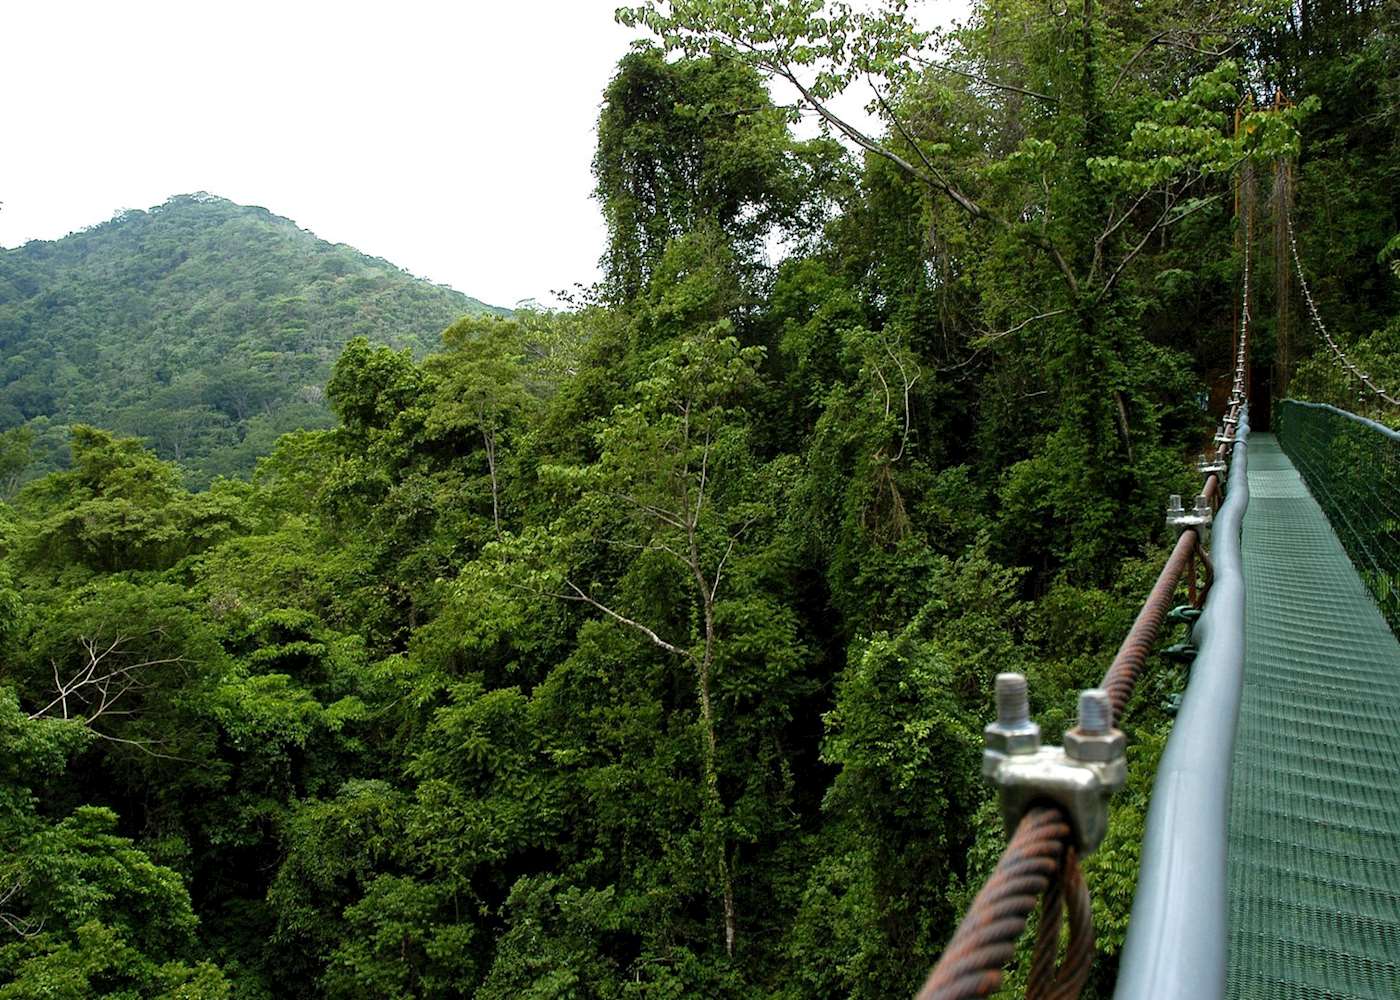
[
  {"left": 1101, "top": 528, "right": 1199, "bottom": 720},
  {"left": 915, "top": 807, "right": 1074, "bottom": 1000},
  {"left": 1026, "top": 849, "right": 1094, "bottom": 1000},
  {"left": 1025, "top": 861, "right": 1066, "bottom": 991}
]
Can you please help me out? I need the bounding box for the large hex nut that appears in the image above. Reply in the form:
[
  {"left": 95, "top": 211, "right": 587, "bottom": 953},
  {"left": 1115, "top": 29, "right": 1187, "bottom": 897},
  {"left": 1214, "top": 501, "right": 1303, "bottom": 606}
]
[
  {"left": 984, "top": 720, "right": 1041, "bottom": 756},
  {"left": 1063, "top": 726, "right": 1125, "bottom": 763},
  {"left": 982, "top": 720, "right": 1041, "bottom": 779}
]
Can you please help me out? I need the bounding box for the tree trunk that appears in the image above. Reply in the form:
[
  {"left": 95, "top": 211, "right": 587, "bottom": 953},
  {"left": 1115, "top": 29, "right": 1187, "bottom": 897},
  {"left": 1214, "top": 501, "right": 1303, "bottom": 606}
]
[
  {"left": 482, "top": 427, "right": 500, "bottom": 536},
  {"left": 695, "top": 647, "right": 736, "bottom": 956},
  {"left": 689, "top": 511, "right": 736, "bottom": 955}
]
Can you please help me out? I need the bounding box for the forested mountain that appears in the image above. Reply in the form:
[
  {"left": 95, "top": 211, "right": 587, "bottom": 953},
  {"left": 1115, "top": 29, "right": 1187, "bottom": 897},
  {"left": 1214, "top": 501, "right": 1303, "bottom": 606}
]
[
  {"left": 0, "top": 2, "right": 1397, "bottom": 999},
  {"left": 0, "top": 194, "right": 507, "bottom": 485}
]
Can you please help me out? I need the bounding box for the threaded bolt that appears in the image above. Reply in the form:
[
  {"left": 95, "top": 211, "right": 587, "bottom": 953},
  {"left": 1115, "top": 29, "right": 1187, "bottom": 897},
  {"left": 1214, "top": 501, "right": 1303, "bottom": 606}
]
[
  {"left": 1167, "top": 494, "right": 1184, "bottom": 515},
  {"left": 995, "top": 673, "right": 1030, "bottom": 729},
  {"left": 1194, "top": 494, "right": 1211, "bottom": 516},
  {"left": 1078, "top": 689, "right": 1113, "bottom": 734}
]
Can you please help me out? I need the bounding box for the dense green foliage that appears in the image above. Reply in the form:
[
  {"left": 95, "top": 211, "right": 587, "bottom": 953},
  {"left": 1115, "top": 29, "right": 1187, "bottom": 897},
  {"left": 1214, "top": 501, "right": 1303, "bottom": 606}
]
[
  {"left": 1, "top": 1, "right": 1398, "bottom": 998},
  {"left": 0, "top": 194, "right": 507, "bottom": 486}
]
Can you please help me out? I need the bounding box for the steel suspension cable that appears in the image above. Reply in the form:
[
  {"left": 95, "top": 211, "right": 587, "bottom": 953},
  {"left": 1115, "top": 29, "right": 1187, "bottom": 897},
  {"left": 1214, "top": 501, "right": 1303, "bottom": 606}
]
[
  {"left": 1284, "top": 208, "right": 1399, "bottom": 406},
  {"left": 914, "top": 807, "right": 1076, "bottom": 1000}
]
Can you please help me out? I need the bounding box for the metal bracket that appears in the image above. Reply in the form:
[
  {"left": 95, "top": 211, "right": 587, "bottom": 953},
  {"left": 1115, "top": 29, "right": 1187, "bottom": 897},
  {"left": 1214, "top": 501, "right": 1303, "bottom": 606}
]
[
  {"left": 1166, "top": 493, "right": 1213, "bottom": 547},
  {"left": 983, "top": 680, "right": 1126, "bottom": 854},
  {"left": 1163, "top": 642, "right": 1198, "bottom": 663},
  {"left": 988, "top": 745, "right": 1125, "bottom": 853},
  {"left": 1167, "top": 604, "right": 1202, "bottom": 625},
  {"left": 1197, "top": 453, "right": 1228, "bottom": 479}
]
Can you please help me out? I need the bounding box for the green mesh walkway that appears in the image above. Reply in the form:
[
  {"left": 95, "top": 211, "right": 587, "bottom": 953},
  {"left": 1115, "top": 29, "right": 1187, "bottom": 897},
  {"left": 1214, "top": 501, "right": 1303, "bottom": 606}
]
[{"left": 1226, "top": 433, "right": 1400, "bottom": 998}]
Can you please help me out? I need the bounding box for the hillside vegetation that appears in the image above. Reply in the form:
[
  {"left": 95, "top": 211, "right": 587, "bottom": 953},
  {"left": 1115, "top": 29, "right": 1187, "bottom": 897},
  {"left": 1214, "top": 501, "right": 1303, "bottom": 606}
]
[
  {"left": 0, "top": 1, "right": 1396, "bottom": 999},
  {"left": 0, "top": 194, "right": 506, "bottom": 485}
]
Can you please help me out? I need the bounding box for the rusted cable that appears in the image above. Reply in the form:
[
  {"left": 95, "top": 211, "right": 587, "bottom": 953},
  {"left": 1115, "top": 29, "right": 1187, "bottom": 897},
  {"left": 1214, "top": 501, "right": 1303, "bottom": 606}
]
[
  {"left": 1100, "top": 528, "right": 1198, "bottom": 720},
  {"left": 1048, "top": 851, "right": 1095, "bottom": 999},
  {"left": 1025, "top": 861, "right": 1065, "bottom": 991},
  {"left": 1025, "top": 848, "right": 1094, "bottom": 1000},
  {"left": 916, "top": 807, "right": 1074, "bottom": 1000},
  {"left": 1202, "top": 471, "right": 1222, "bottom": 507},
  {"left": 1194, "top": 543, "right": 1215, "bottom": 608}
]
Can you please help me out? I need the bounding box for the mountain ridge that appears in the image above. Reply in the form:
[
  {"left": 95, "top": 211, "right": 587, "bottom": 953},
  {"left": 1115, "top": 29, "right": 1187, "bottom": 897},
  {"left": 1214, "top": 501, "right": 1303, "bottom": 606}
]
[
  {"left": 8, "top": 192, "right": 503, "bottom": 312},
  {"left": 0, "top": 193, "right": 508, "bottom": 485}
]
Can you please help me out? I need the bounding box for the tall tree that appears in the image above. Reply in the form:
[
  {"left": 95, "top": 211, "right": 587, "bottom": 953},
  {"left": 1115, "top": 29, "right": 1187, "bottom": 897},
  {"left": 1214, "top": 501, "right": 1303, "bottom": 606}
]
[
  {"left": 424, "top": 319, "right": 535, "bottom": 537},
  {"left": 594, "top": 43, "right": 843, "bottom": 300}
]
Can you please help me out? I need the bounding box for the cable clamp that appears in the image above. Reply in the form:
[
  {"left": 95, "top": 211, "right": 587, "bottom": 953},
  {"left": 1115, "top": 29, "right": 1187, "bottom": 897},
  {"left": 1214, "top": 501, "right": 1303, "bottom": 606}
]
[
  {"left": 983, "top": 678, "right": 1125, "bottom": 854},
  {"left": 1197, "top": 451, "right": 1228, "bottom": 479},
  {"left": 1166, "top": 493, "right": 1212, "bottom": 547}
]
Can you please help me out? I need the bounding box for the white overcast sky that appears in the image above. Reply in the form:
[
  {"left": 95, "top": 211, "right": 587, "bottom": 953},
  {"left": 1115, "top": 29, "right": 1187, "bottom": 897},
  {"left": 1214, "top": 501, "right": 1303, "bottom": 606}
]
[{"left": 2, "top": 1, "right": 963, "bottom": 309}]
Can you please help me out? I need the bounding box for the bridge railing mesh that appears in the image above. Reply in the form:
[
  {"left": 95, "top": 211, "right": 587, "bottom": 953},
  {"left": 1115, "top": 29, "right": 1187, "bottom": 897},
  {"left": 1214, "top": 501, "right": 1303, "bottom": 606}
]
[{"left": 1277, "top": 399, "right": 1400, "bottom": 632}]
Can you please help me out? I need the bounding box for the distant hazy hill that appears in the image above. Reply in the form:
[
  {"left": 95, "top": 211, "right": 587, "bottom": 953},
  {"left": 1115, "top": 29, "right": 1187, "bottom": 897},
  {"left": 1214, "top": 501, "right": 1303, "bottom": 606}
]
[{"left": 0, "top": 193, "right": 507, "bottom": 484}]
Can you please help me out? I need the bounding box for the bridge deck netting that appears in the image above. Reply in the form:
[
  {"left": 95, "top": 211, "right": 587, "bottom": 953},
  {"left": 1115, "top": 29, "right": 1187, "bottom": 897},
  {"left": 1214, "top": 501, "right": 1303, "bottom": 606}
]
[{"left": 1226, "top": 433, "right": 1400, "bottom": 998}]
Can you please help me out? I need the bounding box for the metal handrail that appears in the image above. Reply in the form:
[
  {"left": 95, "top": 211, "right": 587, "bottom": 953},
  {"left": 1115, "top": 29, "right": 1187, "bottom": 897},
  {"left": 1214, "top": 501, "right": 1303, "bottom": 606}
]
[
  {"left": 1283, "top": 399, "right": 1400, "bottom": 443},
  {"left": 1112, "top": 406, "right": 1251, "bottom": 999}
]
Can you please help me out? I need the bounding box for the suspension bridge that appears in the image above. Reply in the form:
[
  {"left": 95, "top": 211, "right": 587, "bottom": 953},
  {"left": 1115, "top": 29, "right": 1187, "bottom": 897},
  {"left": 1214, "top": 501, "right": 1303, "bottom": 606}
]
[{"left": 917, "top": 194, "right": 1400, "bottom": 998}]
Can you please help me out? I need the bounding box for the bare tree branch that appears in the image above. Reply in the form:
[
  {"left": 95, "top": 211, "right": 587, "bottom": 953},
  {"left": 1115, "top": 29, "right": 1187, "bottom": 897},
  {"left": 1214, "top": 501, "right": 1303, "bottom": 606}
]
[
  {"left": 29, "top": 636, "right": 182, "bottom": 725},
  {"left": 1110, "top": 30, "right": 1171, "bottom": 95},
  {"left": 1158, "top": 36, "right": 1241, "bottom": 58},
  {"left": 85, "top": 732, "right": 188, "bottom": 761},
  {"left": 911, "top": 55, "right": 1059, "bottom": 104},
  {"left": 1091, "top": 187, "right": 1158, "bottom": 283},
  {"left": 23, "top": 632, "right": 195, "bottom": 760},
  {"left": 718, "top": 33, "right": 1084, "bottom": 295},
  {"left": 693, "top": 429, "right": 711, "bottom": 526},
  {"left": 867, "top": 76, "right": 946, "bottom": 183},
  {"left": 709, "top": 516, "right": 759, "bottom": 605},
  {"left": 1096, "top": 190, "right": 1226, "bottom": 300},
  {"left": 603, "top": 491, "right": 689, "bottom": 532},
  {"left": 882, "top": 340, "right": 920, "bottom": 463},
  {"left": 1109, "top": 29, "right": 1240, "bottom": 96},
  {"left": 871, "top": 359, "right": 892, "bottom": 419},
  {"left": 557, "top": 580, "right": 690, "bottom": 660},
  {"left": 975, "top": 308, "right": 1071, "bottom": 346},
  {"left": 597, "top": 536, "right": 690, "bottom": 568}
]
